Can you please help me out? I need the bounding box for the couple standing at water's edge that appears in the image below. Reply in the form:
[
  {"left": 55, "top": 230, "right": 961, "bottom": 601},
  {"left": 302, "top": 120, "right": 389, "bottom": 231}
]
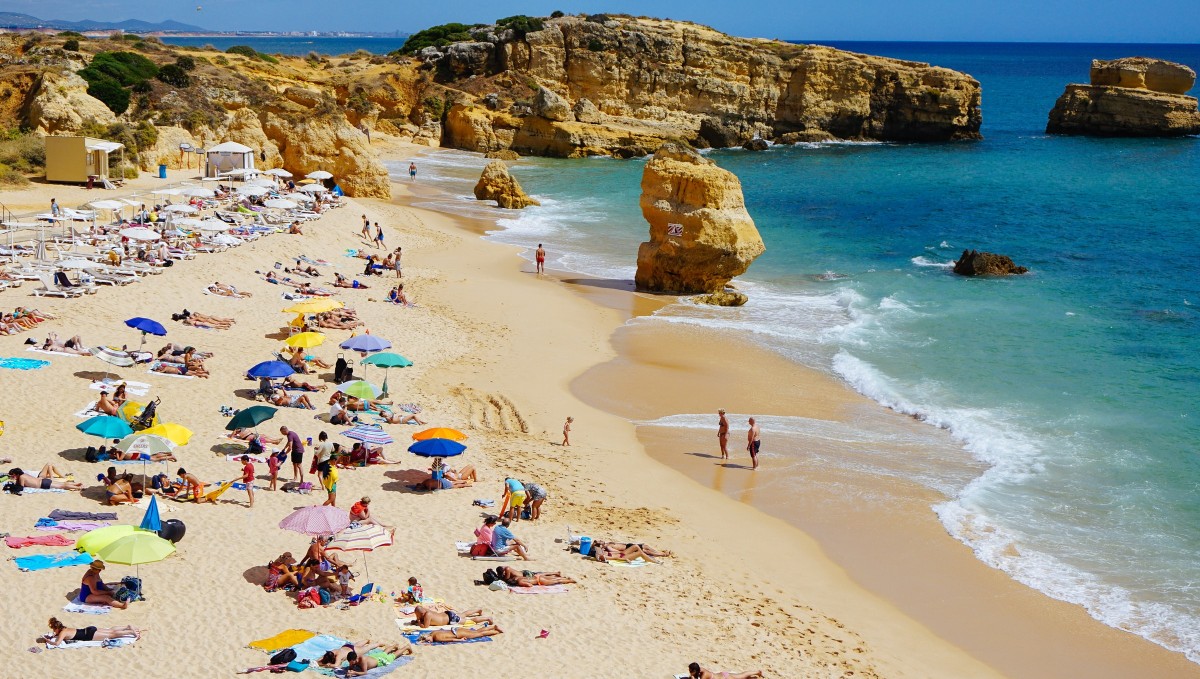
[{"left": 718, "top": 410, "right": 760, "bottom": 469}]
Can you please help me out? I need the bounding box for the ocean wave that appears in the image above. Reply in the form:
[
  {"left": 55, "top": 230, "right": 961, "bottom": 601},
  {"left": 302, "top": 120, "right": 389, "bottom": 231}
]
[{"left": 911, "top": 255, "right": 955, "bottom": 269}]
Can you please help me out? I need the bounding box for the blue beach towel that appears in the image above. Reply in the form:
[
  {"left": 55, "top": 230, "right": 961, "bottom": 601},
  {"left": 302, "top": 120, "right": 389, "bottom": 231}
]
[
  {"left": 308, "top": 656, "right": 412, "bottom": 678},
  {"left": 289, "top": 634, "right": 349, "bottom": 662},
  {"left": 0, "top": 357, "right": 50, "bottom": 370},
  {"left": 401, "top": 632, "right": 493, "bottom": 645},
  {"left": 16, "top": 551, "right": 94, "bottom": 572}
]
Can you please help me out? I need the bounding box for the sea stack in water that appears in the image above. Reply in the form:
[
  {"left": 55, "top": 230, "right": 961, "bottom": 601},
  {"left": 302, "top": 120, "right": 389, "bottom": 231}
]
[
  {"left": 953, "top": 250, "right": 1028, "bottom": 276},
  {"left": 635, "top": 143, "right": 765, "bottom": 300},
  {"left": 1047, "top": 58, "right": 1200, "bottom": 137},
  {"left": 473, "top": 160, "right": 540, "bottom": 209}
]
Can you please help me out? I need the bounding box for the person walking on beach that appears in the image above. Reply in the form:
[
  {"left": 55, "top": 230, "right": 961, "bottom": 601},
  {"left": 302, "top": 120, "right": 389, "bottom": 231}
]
[
  {"left": 50, "top": 198, "right": 60, "bottom": 217},
  {"left": 535, "top": 244, "right": 546, "bottom": 275},
  {"left": 562, "top": 416, "right": 573, "bottom": 446},
  {"left": 281, "top": 426, "right": 305, "bottom": 483},
  {"left": 240, "top": 455, "right": 255, "bottom": 509},
  {"left": 361, "top": 214, "right": 371, "bottom": 241},
  {"left": 374, "top": 222, "right": 384, "bottom": 249},
  {"left": 408, "top": 162, "right": 417, "bottom": 181},
  {"left": 717, "top": 409, "right": 729, "bottom": 459},
  {"left": 746, "top": 418, "right": 761, "bottom": 470}
]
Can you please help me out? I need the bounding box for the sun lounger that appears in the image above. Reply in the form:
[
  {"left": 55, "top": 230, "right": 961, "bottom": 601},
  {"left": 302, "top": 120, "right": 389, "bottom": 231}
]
[{"left": 33, "top": 271, "right": 84, "bottom": 298}]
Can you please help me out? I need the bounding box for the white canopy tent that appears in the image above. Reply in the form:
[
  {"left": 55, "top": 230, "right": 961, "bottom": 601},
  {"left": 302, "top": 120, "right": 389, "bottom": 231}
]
[{"left": 203, "top": 142, "right": 256, "bottom": 178}]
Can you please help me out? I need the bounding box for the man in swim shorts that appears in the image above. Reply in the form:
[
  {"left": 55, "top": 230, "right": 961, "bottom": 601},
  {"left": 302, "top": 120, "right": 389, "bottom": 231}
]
[
  {"left": 747, "top": 417, "right": 761, "bottom": 470},
  {"left": 535, "top": 243, "right": 545, "bottom": 275}
]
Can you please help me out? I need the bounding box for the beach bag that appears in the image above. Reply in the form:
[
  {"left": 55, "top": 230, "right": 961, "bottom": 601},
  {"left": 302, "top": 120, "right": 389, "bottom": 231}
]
[
  {"left": 85, "top": 446, "right": 99, "bottom": 463},
  {"left": 268, "top": 649, "right": 297, "bottom": 665},
  {"left": 471, "top": 543, "right": 491, "bottom": 557},
  {"left": 318, "top": 588, "right": 332, "bottom": 605},
  {"left": 120, "top": 576, "right": 143, "bottom": 601}
]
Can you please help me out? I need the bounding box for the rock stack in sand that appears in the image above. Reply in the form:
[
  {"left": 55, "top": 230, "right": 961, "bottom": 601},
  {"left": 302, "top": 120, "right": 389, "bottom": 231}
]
[
  {"left": 635, "top": 143, "right": 765, "bottom": 300},
  {"left": 1047, "top": 58, "right": 1200, "bottom": 137},
  {"left": 953, "top": 249, "right": 1029, "bottom": 276},
  {"left": 473, "top": 160, "right": 540, "bottom": 209}
]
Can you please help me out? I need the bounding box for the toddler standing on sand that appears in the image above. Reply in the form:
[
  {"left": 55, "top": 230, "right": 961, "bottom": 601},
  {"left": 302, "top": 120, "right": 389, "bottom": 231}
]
[{"left": 562, "top": 417, "right": 573, "bottom": 446}]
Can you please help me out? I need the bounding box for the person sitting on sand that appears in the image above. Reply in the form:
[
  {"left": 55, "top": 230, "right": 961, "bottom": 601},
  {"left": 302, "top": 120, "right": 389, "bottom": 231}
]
[
  {"left": 497, "top": 565, "right": 576, "bottom": 587},
  {"left": 208, "top": 281, "right": 251, "bottom": 298},
  {"left": 345, "top": 442, "right": 402, "bottom": 466},
  {"left": 288, "top": 222, "right": 304, "bottom": 235},
  {"left": 102, "top": 475, "right": 133, "bottom": 505},
  {"left": 344, "top": 643, "right": 411, "bottom": 676},
  {"left": 687, "top": 663, "right": 763, "bottom": 679},
  {"left": 386, "top": 284, "right": 412, "bottom": 306},
  {"left": 283, "top": 375, "right": 326, "bottom": 392},
  {"left": 157, "top": 343, "right": 212, "bottom": 360},
  {"left": 95, "top": 390, "right": 119, "bottom": 416},
  {"left": 271, "top": 388, "right": 316, "bottom": 410},
  {"left": 111, "top": 383, "right": 127, "bottom": 406},
  {"left": 474, "top": 515, "right": 498, "bottom": 555},
  {"left": 181, "top": 349, "right": 210, "bottom": 378},
  {"left": 491, "top": 517, "right": 530, "bottom": 560},
  {"left": 288, "top": 346, "right": 333, "bottom": 369},
  {"left": 589, "top": 541, "right": 673, "bottom": 564},
  {"left": 410, "top": 605, "right": 493, "bottom": 628},
  {"left": 47, "top": 617, "right": 141, "bottom": 645},
  {"left": 8, "top": 465, "right": 82, "bottom": 491},
  {"left": 301, "top": 535, "right": 346, "bottom": 571},
  {"left": 177, "top": 468, "right": 211, "bottom": 503},
  {"left": 349, "top": 496, "right": 394, "bottom": 533},
  {"left": 264, "top": 552, "right": 302, "bottom": 592},
  {"left": 415, "top": 627, "right": 503, "bottom": 644},
  {"left": 79, "top": 560, "right": 128, "bottom": 609},
  {"left": 445, "top": 465, "right": 478, "bottom": 484}
]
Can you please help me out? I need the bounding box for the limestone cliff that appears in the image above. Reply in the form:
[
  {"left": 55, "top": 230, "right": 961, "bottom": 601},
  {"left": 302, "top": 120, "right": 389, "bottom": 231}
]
[
  {"left": 414, "top": 15, "right": 981, "bottom": 157},
  {"left": 1047, "top": 58, "right": 1200, "bottom": 137},
  {"left": 473, "top": 160, "right": 539, "bottom": 209},
  {"left": 635, "top": 143, "right": 765, "bottom": 295},
  {"left": 23, "top": 70, "right": 116, "bottom": 135}
]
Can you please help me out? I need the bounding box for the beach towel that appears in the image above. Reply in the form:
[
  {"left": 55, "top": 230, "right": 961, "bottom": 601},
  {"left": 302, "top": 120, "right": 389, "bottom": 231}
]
[
  {"left": 309, "top": 656, "right": 412, "bottom": 678},
  {"left": 75, "top": 405, "right": 102, "bottom": 419},
  {"left": 36, "top": 519, "right": 112, "bottom": 532},
  {"left": 237, "top": 664, "right": 289, "bottom": 674},
  {"left": 49, "top": 509, "right": 118, "bottom": 521},
  {"left": 509, "top": 584, "right": 570, "bottom": 594},
  {"left": 5, "top": 534, "right": 75, "bottom": 548},
  {"left": 248, "top": 629, "right": 315, "bottom": 652},
  {"left": 44, "top": 635, "right": 136, "bottom": 649},
  {"left": 63, "top": 600, "right": 112, "bottom": 615},
  {"left": 147, "top": 361, "right": 196, "bottom": 379},
  {"left": 0, "top": 356, "right": 49, "bottom": 370},
  {"left": 410, "top": 635, "right": 492, "bottom": 646},
  {"left": 15, "top": 551, "right": 94, "bottom": 571},
  {"left": 297, "top": 256, "right": 332, "bottom": 266},
  {"left": 226, "top": 453, "right": 268, "bottom": 463},
  {"left": 20, "top": 486, "right": 67, "bottom": 494},
  {"left": 607, "top": 558, "right": 651, "bottom": 568},
  {"left": 288, "top": 634, "right": 350, "bottom": 662},
  {"left": 26, "top": 347, "right": 82, "bottom": 358}
]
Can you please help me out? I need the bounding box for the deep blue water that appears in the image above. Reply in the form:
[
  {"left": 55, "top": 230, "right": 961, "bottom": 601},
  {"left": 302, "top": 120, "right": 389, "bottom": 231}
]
[{"left": 398, "top": 42, "right": 1200, "bottom": 659}]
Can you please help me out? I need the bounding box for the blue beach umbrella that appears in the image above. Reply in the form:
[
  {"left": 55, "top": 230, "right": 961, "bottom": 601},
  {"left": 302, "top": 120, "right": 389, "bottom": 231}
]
[
  {"left": 77, "top": 415, "right": 134, "bottom": 440},
  {"left": 247, "top": 360, "right": 295, "bottom": 379},
  {"left": 339, "top": 334, "right": 392, "bottom": 353},
  {"left": 407, "top": 438, "right": 466, "bottom": 458},
  {"left": 125, "top": 317, "right": 166, "bottom": 351},
  {"left": 139, "top": 495, "right": 162, "bottom": 533}
]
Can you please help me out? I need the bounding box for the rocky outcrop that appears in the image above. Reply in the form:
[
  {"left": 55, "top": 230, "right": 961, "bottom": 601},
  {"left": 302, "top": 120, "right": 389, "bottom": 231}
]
[
  {"left": 262, "top": 114, "right": 390, "bottom": 198},
  {"left": 484, "top": 149, "right": 520, "bottom": 160},
  {"left": 23, "top": 70, "right": 115, "bottom": 134},
  {"left": 1047, "top": 58, "right": 1200, "bottom": 137},
  {"left": 953, "top": 250, "right": 1028, "bottom": 276},
  {"left": 444, "top": 104, "right": 521, "bottom": 152},
  {"left": 693, "top": 290, "right": 749, "bottom": 306},
  {"left": 414, "top": 15, "right": 982, "bottom": 156},
  {"left": 635, "top": 143, "right": 765, "bottom": 294},
  {"left": 473, "top": 160, "right": 540, "bottom": 209},
  {"left": 742, "top": 138, "right": 769, "bottom": 151}
]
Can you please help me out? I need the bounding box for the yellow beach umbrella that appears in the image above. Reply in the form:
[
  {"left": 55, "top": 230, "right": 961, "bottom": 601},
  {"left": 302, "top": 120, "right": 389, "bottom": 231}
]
[
  {"left": 284, "top": 332, "right": 325, "bottom": 349},
  {"left": 117, "top": 401, "right": 159, "bottom": 428},
  {"left": 412, "top": 428, "right": 468, "bottom": 442},
  {"left": 282, "top": 299, "right": 342, "bottom": 314},
  {"left": 95, "top": 531, "right": 176, "bottom": 584},
  {"left": 140, "top": 422, "right": 193, "bottom": 446},
  {"left": 76, "top": 524, "right": 137, "bottom": 555}
]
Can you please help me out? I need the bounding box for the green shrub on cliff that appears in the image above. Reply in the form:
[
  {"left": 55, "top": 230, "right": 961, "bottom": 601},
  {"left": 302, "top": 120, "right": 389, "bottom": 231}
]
[
  {"left": 63, "top": 39, "right": 80, "bottom": 52},
  {"left": 395, "top": 23, "right": 483, "bottom": 55},
  {"left": 496, "top": 15, "right": 545, "bottom": 37},
  {"left": 84, "top": 78, "right": 131, "bottom": 114},
  {"left": 0, "top": 131, "right": 46, "bottom": 176},
  {"left": 78, "top": 51, "right": 159, "bottom": 114},
  {"left": 225, "top": 45, "right": 278, "bottom": 64},
  {"left": 157, "top": 64, "right": 190, "bottom": 88}
]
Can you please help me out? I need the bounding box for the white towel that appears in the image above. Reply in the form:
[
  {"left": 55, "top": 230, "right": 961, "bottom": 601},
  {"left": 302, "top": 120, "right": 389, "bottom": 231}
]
[
  {"left": 89, "top": 380, "right": 150, "bottom": 396},
  {"left": 27, "top": 347, "right": 81, "bottom": 358},
  {"left": 44, "top": 635, "right": 136, "bottom": 649},
  {"left": 147, "top": 368, "right": 196, "bottom": 380},
  {"left": 63, "top": 601, "right": 112, "bottom": 615}
]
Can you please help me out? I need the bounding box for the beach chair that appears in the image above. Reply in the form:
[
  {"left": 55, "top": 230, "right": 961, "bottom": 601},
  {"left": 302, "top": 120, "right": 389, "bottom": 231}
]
[
  {"left": 54, "top": 271, "right": 96, "bottom": 295},
  {"left": 33, "top": 272, "right": 83, "bottom": 298}
]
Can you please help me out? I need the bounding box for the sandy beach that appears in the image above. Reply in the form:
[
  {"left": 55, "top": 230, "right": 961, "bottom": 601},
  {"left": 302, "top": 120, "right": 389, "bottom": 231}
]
[{"left": 0, "top": 134, "right": 1194, "bottom": 678}]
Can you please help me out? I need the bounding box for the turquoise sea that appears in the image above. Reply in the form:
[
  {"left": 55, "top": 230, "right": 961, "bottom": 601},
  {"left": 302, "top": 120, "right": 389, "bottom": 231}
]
[{"left": 389, "top": 42, "right": 1200, "bottom": 660}]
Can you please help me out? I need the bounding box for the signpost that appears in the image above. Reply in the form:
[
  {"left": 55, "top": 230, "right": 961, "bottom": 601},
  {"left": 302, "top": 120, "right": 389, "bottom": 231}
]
[{"left": 667, "top": 223, "right": 684, "bottom": 237}]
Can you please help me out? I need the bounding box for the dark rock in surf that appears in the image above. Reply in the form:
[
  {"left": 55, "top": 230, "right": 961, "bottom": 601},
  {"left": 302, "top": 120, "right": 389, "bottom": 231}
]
[{"left": 953, "top": 249, "right": 1028, "bottom": 276}]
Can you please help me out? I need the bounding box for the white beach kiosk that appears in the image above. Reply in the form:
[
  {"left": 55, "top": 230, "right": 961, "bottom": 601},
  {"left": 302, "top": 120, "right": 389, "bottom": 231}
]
[{"left": 203, "top": 141, "right": 256, "bottom": 178}]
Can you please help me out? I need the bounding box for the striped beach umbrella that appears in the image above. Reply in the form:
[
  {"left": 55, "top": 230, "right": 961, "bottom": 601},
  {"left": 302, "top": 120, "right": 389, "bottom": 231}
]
[
  {"left": 326, "top": 523, "right": 392, "bottom": 582},
  {"left": 343, "top": 425, "right": 394, "bottom": 446}
]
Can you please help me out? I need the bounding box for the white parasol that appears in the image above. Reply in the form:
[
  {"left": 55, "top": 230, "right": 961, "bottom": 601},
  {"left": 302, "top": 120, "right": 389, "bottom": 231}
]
[
  {"left": 263, "top": 199, "right": 299, "bottom": 209},
  {"left": 119, "top": 227, "right": 161, "bottom": 242},
  {"left": 297, "top": 184, "right": 327, "bottom": 194},
  {"left": 306, "top": 170, "right": 333, "bottom": 180},
  {"left": 264, "top": 168, "right": 293, "bottom": 177}
]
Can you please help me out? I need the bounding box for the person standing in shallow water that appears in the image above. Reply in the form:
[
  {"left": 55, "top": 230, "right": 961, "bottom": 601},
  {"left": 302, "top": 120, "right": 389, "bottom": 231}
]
[
  {"left": 747, "top": 417, "right": 761, "bottom": 470},
  {"left": 717, "top": 409, "right": 729, "bottom": 459},
  {"left": 535, "top": 244, "right": 546, "bottom": 275},
  {"left": 408, "top": 162, "right": 417, "bottom": 180}
]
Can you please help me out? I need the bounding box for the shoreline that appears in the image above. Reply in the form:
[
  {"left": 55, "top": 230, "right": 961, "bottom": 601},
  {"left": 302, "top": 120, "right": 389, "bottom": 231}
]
[{"left": 395, "top": 141, "right": 1200, "bottom": 676}]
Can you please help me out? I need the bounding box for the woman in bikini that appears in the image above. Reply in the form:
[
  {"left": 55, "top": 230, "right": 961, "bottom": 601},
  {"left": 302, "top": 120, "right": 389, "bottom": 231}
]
[
  {"left": 96, "top": 390, "right": 119, "bottom": 416},
  {"left": 47, "top": 617, "right": 142, "bottom": 645},
  {"left": 111, "top": 383, "right": 128, "bottom": 406},
  {"left": 416, "top": 627, "right": 503, "bottom": 644},
  {"left": 497, "top": 566, "right": 576, "bottom": 587},
  {"left": 271, "top": 389, "right": 315, "bottom": 409},
  {"left": 687, "top": 663, "right": 762, "bottom": 679},
  {"left": 590, "top": 541, "right": 673, "bottom": 564},
  {"left": 9, "top": 465, "right": 82, "bottom": 491}
]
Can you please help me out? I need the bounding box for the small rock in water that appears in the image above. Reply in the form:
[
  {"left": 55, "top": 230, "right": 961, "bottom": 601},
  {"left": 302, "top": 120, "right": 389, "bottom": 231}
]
[
  {"left": 693, "top": 290, "right": 749, "bottom": 307},
  {"left": 953, "top": 249, "right": 1028, "bottom": 276}
]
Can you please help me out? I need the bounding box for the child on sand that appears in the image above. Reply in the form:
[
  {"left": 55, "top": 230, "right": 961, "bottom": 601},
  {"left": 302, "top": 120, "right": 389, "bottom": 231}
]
[
  {"left": 267, "top": 449, "right": 280, "bottom": 491},
  {"left": 562, "top": 416, "right": 573, "bottom": 446},
  {"left": 240, "top": 455, "right": 255, "bottom": 508},
  {"left": 337, "top": 564, "right": 353, "bottom": 597}
]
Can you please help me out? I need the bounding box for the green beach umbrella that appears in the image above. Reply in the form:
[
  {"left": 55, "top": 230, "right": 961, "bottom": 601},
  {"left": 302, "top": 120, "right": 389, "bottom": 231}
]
[
  {"left": 95, "top": 531, "right": 176, "bottom": 585},
  {"left": 337, "top": 380, "right": 381, "bottom": 400},
  {"left": 76, "top": 524, "right": 137, "bottom": 555},
  {"left": 359, "top": 353, "right": 411, "bottom": 395},
  {"left": 225, "top": 405, "right": 278, "bottom": 432}
]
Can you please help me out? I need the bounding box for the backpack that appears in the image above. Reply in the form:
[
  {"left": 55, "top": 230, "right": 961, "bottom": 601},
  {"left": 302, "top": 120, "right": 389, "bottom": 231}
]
[
  {"left": 120, "top": 576, "right": 143, "bottom": 601},
  {"left": 318, "top": 588, "right": 331, "bottom": 605},
  {"left": 85, "top": 446, "right": 99, "bottom": 463},
  {"left": 268, "top": 648, "right": 297, "bottom": 665}
]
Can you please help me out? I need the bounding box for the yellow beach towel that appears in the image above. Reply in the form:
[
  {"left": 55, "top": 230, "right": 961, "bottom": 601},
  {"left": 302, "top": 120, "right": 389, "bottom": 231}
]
[{"left": 248, "top": 629, "right": 315, "bottom": 652}]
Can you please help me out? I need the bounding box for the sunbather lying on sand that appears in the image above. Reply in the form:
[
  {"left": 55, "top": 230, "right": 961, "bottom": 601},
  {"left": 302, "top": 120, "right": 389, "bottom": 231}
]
[
  {"left": 316, "top": 311, "right": 361, "bottom": 330},
  {"left": 47, "top": 617, "right": 142, "bottom": 645},
  {"left": 345, "top": 643, "right": 411, "bottom": 675},
  {"left": 341, "top": 395, "right": 392, "bottom": 413},
  {"left": 410, "top": 605, "right": 493, "bottom": 628},
  {"left": 686, "top": 663, "right": 763, "bottom": 679},
  {"left": 589, "top": 541, "right": 673, "bottom": 564},
  {"left": 286, "top": 264, "right": 320, "bottom": 277},
  {"left": 8, "top": 465, "right": 82, "bottom": 490},
  {"left": 283, "top": 375, "right": 326, "bottom": 391},
  {"left": 230, "top": 428, "right": 283, "bottom": 445},
  {"left": 295, "top": 282, "right": 333, "bottom": 297},
  {"left": 158, "top": 343, "right": 213, "bottom": 359},
  {"left": 415, "top": 627, "right": 503, "bottom": 644},
  {"left": 333, "top": 273, "right": 368, "bottom": 289},
  {"left": 208, "top": 281, "right": 251, "bottom": 298},
  {"left": 171, "top": 310, "right": 235, "bottom": 329},
  {"left": 379, "top": 409, "right": 426, "bottom": 425},
  {"left": 496, "top": 566, "right": 576, "bottom": 587},
  {"left": 42, "top": 333, "right": 90, "bottom": 355},
  {"left": 271, "top": 389, "right": 316, "bottom": 409}
]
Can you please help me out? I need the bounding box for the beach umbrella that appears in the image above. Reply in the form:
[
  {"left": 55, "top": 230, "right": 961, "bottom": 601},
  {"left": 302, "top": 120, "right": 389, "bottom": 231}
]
[
  {"left": 95, "top": 532, "right": 176, "bottom": 584},
  {"left": 91, "top": 346, "right": 136, "bottom": 382},
  {"left": 140, "top": 422, "right": 193, "bottom": 447},
  {"left": 298, "top": 184, "right": 327, "bottom": 194},
  {"left": 151, "top": 189, "right": 182, "bottom": 196},
  {"left": 211, "top": 233, "right": 241, "bottom": 246},
  {"left": 58, "top": 259, "right": 104, "bottom": 270},
  {"left": 76, "top": 525, "right": 137, "bottom": 555},
  {"left": 283, "top": 299, "right": 342, "bottom": 314},
  {"left": 337, "top": 380, "right": 381, "bottom": 400},
  {"left": 264, "top": 168, "right": 292, "bottom": 177},
  {"left": 125, "top": 317, "right": 166, "bottom": 351},
  {"left": 326, "top": 523, "right": 391, "bottom": 582},
  {"left": 198, "top": 221, "right": 229, "bottom": 234},
  {"left": 181, "top": 187, "right": 215, "bottom": 198},
  {"left": 77, "top": 415, "right": 133, "bottom": 440},
  {"left": 225, "top": 405, "right": 277, "bottom": 432},
  {"left": 359, "top": 352, "right": 410, "bottom": 393},
  {"left": 263, "top": 199, "right": 299, "bottom": 210},
  {"left": 413, "top": 428, "right": 467, "bottom": 442},
  {"left": 115, "top": 433, "right": 175, "bottom": 457},
  {"left": 343, "top": 425, "right": 394, "bottom": 446},
  {"left": 34, "top": 239, "right": 47, "bottom": 261},
  {"left": 163, "top": 204, "right": 198, "bottom": 214},
  {"left": 408, "top": 438, "right": 466, "bottom": 458},
  {"left": 247, "top": 361, "right": 294, "bottom": 379},
  {"left": 284, "top": 332, "right": 325, "bottom": 349},
  {"left": 339, "top": 334, "right": 391, "bottom": 353},
  {"left": 246, "top": 178, "right": 277, "bottom": 188},
  {"left": 117, "top": 400, "right": 155, "bottom": 427},
  {"left": 306, "top": 170, "right": 333, "bottom": 180},
  {"left": 120, "top": 227, "right": 160, "bottom": 242},
  {"left": 236, "top": 186, "right": 269, "bottom": 197},
  {"left": 139, "top": 495, "right": 162, "bottom": 533},
  {"left": 88, "top": 200, "right": 125, "bottom": 210},
  {"left": 279, "top": 505, "right": 350, "bottom": 537}
]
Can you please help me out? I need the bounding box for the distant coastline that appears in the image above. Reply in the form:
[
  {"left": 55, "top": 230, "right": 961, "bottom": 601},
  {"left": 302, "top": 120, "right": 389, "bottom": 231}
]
[{"left": 160, "top": 35, "right": 410, "bottom": 56}]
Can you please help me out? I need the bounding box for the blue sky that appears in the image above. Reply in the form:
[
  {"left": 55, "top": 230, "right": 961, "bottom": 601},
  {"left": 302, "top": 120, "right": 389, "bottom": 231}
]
[{"left": 8, "top": 0, "right": 1200, "bottom": 42}]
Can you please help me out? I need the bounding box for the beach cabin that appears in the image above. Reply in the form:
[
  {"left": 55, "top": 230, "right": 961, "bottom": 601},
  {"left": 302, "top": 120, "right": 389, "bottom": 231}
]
[
  {"left": 203, "top": 141, "right": 256, "bottom": 178},
  {"left": 44, "top": 136, "right": 125, "bottom": 186}
]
